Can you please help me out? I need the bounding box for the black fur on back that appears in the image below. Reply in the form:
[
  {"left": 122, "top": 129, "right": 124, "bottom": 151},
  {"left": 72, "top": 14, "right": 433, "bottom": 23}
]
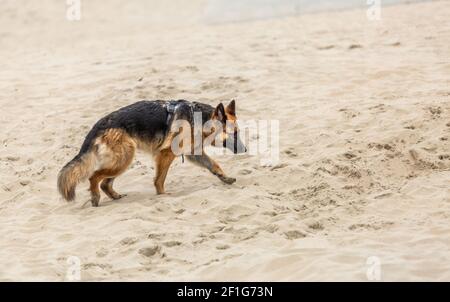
[{"left": 77, "top": 100, "right": 215, "bottom": 156}]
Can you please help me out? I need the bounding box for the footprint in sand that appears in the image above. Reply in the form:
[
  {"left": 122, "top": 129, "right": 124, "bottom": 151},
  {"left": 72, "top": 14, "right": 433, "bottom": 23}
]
[
  {"left": 239, "top": 169, "right": 252, "bottom": 175},
  {"left": 96, "top": 248, "right": 109, "bottom": 258},
  {"left": 438, "top": 154, "right": 450, "bottom": 161},
  {"left": 284, "top": 230, "right": 307, "bottom": 240},
  {"left": 163, "top": 241, "right": 182, "bottom": 248},
  {"left": 388, "top": 42, "right": 401, "bottom": 47},
  {"left": 342, "top": 152, "right": 358, "bottom": 160},
  {"left": 317, "top": 45, "right": 335, "bottom": 50},
  {"left": 339, "top": 108, "right": 360, "bottom": 118},
  {"left": 148, "top": 233, "right": 163, "bottom": 240},
  {"left": 308, "top": 222, "right": 325, "bottom": 231},
  {"left": 183, "top": 66, "right": 199, "bottom": 72},
  {"left": 427, "top": 106, "right": 442, "bottom": 119},
  {"left": 2, "top": 156, "right": 20, "bottom": 162},
  {"left": 284, "top": 148, "right": 298, "bottom": 158},
  {"left": 216, "top": 244, "right": 230, "bottom": 250},
  {"left": 119, "top": 237, "right": 138, "bottom": 245},
  {"left": 368, "top": 103, "right": 387, "bottom": 113},
  {"left": 270, "top": 163, "right": 288, "bottom": 171},
  {"left": 368, "top": 142, "right": 394, "bottom": 151},
  {"left": 174, "top": 208, "right": 186, "bottom": 215},
  {"left": 348, "top": 44, "right": 363, "bottom": 50},
  {"left": 19, "top": 180, "right": 30, "bottom": 186},
  {"left": 83, "top": 263, "right": 112, "bottom": 270},
  {"left": 139, "top": 245, "right": 163, "bottom": 258}
]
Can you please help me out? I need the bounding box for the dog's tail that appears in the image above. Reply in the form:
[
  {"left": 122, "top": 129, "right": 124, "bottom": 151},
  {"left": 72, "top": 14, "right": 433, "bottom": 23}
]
[{"left": 57, "top": 149, "right": 97, "bottom": 201}]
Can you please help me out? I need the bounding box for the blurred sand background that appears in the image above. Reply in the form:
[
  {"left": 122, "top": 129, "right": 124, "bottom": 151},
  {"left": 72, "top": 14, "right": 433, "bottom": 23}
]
[{"left": 0, "top": 0, "right": 449, "bottom": 281}]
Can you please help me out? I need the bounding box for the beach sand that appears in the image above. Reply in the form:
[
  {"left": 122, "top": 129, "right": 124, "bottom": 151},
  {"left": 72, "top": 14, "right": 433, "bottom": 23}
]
[{"left": 0, "top": 0, "right": 449, "bottom": 281}]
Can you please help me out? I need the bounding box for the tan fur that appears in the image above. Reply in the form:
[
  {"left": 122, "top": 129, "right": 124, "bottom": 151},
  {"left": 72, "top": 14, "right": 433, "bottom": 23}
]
[
  {"left": 100, "top": 178, "right": 121, "bottom": 199},
  {"left": 58, "top": 128, "right": 137, "bottom": 205},
  {"left": 153, "top": 149, "right": 176, "bottom": 194},
  {"left": 88, "top": 129, "right": 136, "bottom": 206},
  {"left": 134, "top": 135, "right": 163, "bottom": 153}
]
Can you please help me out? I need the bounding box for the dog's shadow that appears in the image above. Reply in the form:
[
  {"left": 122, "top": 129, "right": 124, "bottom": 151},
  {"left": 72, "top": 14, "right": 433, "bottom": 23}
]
[{"left": 95, "top": 183, "right": 220, "bottom": 208}]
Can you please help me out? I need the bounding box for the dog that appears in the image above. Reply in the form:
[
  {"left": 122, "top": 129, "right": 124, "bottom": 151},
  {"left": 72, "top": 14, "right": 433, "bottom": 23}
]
[{"left": 57, "top": 99, "right": 246, "bottom": 207}]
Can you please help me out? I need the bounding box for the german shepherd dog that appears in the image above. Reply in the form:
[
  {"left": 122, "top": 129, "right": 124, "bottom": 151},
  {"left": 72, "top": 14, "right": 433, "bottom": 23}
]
[{"left": 57, "top": 100, "right": 246, "bottom": 207}]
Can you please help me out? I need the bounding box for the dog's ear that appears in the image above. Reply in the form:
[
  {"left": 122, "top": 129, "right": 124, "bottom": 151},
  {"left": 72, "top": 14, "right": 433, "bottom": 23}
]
[
  {"left": 226, "top": 99, "right": 236, "bottom": 116},
  {"left": 213, "top": 103, "right": 226, "bottom": 123}
]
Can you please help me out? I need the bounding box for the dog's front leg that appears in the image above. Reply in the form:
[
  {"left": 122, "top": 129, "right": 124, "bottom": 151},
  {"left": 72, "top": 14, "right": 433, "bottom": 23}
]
[
  {"left": 186, "top": 154, "right": 236, "bottom": 184},
  {"left": 154, "top": 149, "right": 176, "bottom": 194}
]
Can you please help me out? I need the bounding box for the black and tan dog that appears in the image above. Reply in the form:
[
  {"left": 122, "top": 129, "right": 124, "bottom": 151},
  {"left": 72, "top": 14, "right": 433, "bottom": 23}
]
[{"left": 57, "top": 99, "right": 246, "bottom": 207}]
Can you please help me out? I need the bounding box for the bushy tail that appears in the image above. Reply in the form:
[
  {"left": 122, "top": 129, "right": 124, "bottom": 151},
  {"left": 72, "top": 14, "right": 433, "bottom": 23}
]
[{"left": 57, "top": 150, "right": 97, "bottom": 201}]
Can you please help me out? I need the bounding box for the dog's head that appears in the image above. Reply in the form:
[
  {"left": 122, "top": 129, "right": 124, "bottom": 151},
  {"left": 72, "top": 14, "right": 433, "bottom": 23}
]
[{"left": 210, "top": 100, "right": 247, "bottom": 154}]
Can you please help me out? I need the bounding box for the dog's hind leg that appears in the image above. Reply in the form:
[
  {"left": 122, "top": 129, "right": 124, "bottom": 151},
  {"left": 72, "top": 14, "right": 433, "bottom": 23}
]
[
  {"left": 153, "top": 149, "right": 176, "bottom": 194},
  {"left": 89, "top": 129, "right": 136, "bottom": 206},
  {"left": 100, "top": 178, "right": 124, "bottom": 200},
  {"left": 186, "top": 154, "right": 236, "bottom": 184},
  {"left": 89, "top": 172, "right": 105, "bottom": 207}
]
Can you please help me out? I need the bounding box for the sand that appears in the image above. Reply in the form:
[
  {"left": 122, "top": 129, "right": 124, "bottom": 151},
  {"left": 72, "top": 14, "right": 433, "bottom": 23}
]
[{"left": 0, "top": 0, "right": 449, "bottom": 281}]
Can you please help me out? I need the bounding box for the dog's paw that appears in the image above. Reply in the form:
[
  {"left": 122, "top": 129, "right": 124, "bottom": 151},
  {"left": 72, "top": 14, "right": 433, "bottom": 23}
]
[
  {"left": 221, "top": 176, "right": 236, "bottom": 185},
  {"left": 112, "top": 194, "right": 127, "bottom": 200},
  {"left": 157, "top": 192, "right": 171, "bottom": 196}
]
